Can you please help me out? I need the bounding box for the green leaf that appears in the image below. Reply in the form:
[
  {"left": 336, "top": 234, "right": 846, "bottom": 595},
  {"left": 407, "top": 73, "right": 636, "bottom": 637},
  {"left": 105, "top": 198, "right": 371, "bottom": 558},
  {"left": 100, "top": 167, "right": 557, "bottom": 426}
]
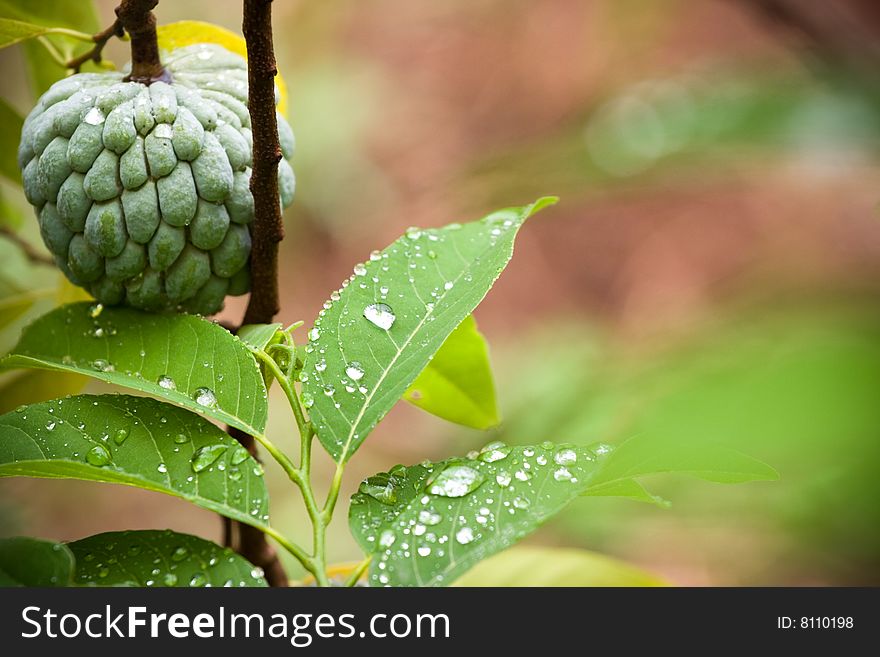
[
  {"left": 0, "top": 98, "right": 23, "bottom": 184},
  {"left": 0, "top": 17, "right": 51, "bottom": 48},
  {"left": 581, "top": 478, "right": 670, "bottom": 507},
  {"left": 305, "top": 197, "right": 557, "bottom": 462},
  {"left": 0, "top": 536, "right": 75, "bottom": 586},
  {"left": 1, "top": 302, "right": 269, "bottom": 436},
  {"left": 68, "top": 530, "right": 268, "bottom": 587},
  {"left": 404, "top": 314, "right": 499, "bottom": 429},
  {"left": 348, "top": 441, "right": 609, "bottom": 586},
  {"left": 454, "top": 546, "right": 668, "bottom": 586},
  {"left": 584, "top": 434, "right": 779, "bottom": 491},
  {"left": 0, "top": 394, "right": 270, "bottom": 529},
  {"left": 0, "top": 0, "right": 100, "bottom": 98},
  {"left": 238, "top": 323, "right": 283, "bottom": 352}
]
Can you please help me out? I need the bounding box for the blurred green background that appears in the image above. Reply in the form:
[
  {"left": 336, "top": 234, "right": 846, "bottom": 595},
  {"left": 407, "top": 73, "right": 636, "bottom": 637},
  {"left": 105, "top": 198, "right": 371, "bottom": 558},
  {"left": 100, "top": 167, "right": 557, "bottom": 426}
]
[{"left": 1, "top": 0, "right": 879, "bottom": 585}]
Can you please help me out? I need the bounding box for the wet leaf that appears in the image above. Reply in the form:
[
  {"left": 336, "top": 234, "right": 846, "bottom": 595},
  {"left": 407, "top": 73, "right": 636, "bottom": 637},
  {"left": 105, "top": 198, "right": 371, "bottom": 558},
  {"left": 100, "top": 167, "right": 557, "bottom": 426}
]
[
  {"left": 0, "top": 394, "right": 269, "bottom": 528},
  {"left": 349, "top": 441, "right": 609, "bottom": 586},
  {"left": 69, "top": 530, "right": 267, "bottom": 587},
  {"left": 1, "top": 302, "right": 269, "bottom": 436},
  {"left": 306, "top": 197, "right": 557, "bottom": 462},
  {"left": 0, "top": 536, "right": 74, "bottom": 586}
]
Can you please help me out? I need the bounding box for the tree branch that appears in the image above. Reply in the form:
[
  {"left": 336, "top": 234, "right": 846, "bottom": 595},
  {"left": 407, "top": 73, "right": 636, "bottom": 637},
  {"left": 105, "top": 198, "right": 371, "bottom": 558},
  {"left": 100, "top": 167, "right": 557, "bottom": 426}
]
[
  {"left": 115, "top": 0, "right": 170, "bottom": 84},
  {"left": 242, "top": 0, "right": 284, "bottom": 326},
  {"left": 225, "top": 0, "right": 288, "bottom": 587},
  {"left": 65, "top": 19, "right": 125, "bottom": 73}
]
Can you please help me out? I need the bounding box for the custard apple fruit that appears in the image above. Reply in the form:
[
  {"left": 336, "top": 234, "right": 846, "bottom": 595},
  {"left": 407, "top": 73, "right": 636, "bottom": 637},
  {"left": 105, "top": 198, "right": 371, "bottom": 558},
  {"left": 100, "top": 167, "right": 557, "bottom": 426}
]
[{"left": 18, "top": 43, "right": 296, "bottom": 314}]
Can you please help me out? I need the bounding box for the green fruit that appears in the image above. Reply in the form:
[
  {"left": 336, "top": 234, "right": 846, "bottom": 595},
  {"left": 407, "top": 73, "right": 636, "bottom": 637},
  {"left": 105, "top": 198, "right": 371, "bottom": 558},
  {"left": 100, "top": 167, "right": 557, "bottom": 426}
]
[{"left": 19, "top": 43, "right": 296, "bottom": 314}]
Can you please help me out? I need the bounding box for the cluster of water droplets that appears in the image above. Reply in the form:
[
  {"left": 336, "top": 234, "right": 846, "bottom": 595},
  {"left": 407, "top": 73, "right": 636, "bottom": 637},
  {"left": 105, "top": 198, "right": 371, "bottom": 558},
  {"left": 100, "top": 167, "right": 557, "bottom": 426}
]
[
  {"left": 74, "top": 530, "right": 267, "bottom": 587},
  {"left": 15, "top": 394, "right": 267, "bottom": 523},
  {"left": 352, "top": 438, "right": 613, "bottom": 585}
]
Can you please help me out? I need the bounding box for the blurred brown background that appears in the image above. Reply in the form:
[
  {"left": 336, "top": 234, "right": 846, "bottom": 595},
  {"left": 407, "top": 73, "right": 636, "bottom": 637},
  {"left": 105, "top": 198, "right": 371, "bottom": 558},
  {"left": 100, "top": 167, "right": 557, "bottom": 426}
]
[{"left": 2, "top": 0, "right": 879, "bottom": 585}]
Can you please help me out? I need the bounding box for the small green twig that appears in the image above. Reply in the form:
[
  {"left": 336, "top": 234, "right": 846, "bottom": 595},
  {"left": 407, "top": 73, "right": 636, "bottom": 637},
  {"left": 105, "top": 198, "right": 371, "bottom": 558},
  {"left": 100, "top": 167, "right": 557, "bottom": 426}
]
[
  {"left": 42, "top": 27, "right": 96, "bottom": 42},
  {"left": 252, "top": 348, "right": 332, "bottom": 587},
  {"left": 344, "top": 556, "right": 371, "bottom": 587},
  {"left": 261, "top": 526, "right": 316, "bottom": 577},
  {"left": 35, "top": 36, "right": 68, "bottom": 68}
]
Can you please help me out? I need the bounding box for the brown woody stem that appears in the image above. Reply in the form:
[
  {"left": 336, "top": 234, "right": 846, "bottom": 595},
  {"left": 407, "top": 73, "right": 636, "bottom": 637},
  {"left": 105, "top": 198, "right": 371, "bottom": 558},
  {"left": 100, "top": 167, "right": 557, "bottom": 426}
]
[
  {"left": 242, "top": 0, "right": 284, "bottom": 326},
  {"left": 226, "top": 0, "right": 288, "bottom": 587},
  {"left": 65, "top": 19, "right": 125, "bottom": 72},
  {"left": 115, "top": 0, "right": 170, "bottom": 84}
]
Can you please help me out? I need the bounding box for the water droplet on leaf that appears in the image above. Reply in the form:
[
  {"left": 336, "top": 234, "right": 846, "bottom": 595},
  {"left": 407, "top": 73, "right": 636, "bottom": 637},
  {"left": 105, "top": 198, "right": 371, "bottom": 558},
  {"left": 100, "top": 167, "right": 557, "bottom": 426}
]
[
  {"left": 191, "top": 444, "right": 228, "bottom": 472},
  {"left": 427, "top": 463, "right": 484, "bottom": 498},
  {"left": 364, "top": 303, "right": 396, "bottom": 330},
  {"left": 85, "top": 444, "right": 111, "bottom": 466}
]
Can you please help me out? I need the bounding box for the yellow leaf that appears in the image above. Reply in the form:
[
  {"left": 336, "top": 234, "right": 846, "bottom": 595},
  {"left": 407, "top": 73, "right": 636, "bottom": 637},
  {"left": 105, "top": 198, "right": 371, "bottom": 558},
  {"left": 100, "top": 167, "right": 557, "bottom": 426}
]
[{"left": 156, "top": 20, "right": 289, "bottom": 117}]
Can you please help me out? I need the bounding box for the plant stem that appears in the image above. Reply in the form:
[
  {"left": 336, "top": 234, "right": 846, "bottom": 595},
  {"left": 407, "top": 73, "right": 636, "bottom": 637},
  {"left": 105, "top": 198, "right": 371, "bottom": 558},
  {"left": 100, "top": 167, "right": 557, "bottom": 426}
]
[
  {"left": 114, "top": 0, "right": 169, "bottom": 84},
  {"left": 344, "top": 557, "right": 372, "bottom": 587},
  {"left": 221, "top": 0, "right": 289, "bottom": 586},
  {"left": 242, "top": 0, "right": 284, "bottom": 325},
  {"left": 261, "top": 526, "right": 316, "bottom": 576},
  {"left": 35, "top": 36, "right": 68, "bottom": 69},
  {"left": 43, "top": 27, "right": 97, "bottom": 42},
  {"left": 65, "top": 19, "right": 125, "bottom": 72}
]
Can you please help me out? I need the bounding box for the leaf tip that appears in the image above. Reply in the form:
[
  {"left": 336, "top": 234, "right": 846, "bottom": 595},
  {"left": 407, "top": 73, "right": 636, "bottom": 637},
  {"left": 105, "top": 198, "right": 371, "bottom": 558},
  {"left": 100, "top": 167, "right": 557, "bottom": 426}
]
[{"left": 527, "top": 196, "right": 560, "bottom": 216}]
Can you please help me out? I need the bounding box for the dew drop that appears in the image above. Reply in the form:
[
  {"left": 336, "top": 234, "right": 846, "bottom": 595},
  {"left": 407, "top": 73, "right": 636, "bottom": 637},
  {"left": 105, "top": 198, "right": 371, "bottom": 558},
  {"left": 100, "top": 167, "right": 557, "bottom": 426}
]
[
  {"left": 173, "top": 433, "right": 189, "bottom": 444},
  {"left": 477, "top": 441, "right": 510, "bottom": 463},
  {"left": 353, "top": 263, "right": 367, "bottom": 277},
  {"left": 191, "top": 444, "right": 228, "bottom": 472},
  {"left": 512, "top": 496, "right": 531, "bottom": 510},
  {"left": 455, "top": 527, "right": 475, "bottom": 544},
  {"left": 230, "top": 446, "right": 250, "bottom": 465},
  {"left": 157, "top": 463, "right": 168, "bottom": 474},
  {"left": 163, "top": 573, "right": 178, "bottom": 586},
  {"left": 157, "top": 375, "right": 176, "bottom": 390},
  {"left": 84, "top": 107, "right": 105, "bottom": 125},
  {"left": 113, "top": 428, "right": 129, "bottom": 445},
  {"left": 315, "top": 358, "right": 327, "bottom": 372},
  {"left": 45, "top": 420, "right": 56, "bottom": 431},
  {"left": 418, "top": 510, "right": 442, "bottom": 525},
  {"left": 345, "top": 362, "right": 365, "bottom": 381},
  {"left": 189, "top": 572, "right": 207, "bottom": 587},
  {"left": 359, "top": 472, "right": 402, "bottom": 505},
  {"left": 85, "top": 444, "right": 111, "bottom": 467},
  {"left": 171, "top": 546, "right": 189, "bottom": 562},
  {"left": 427, "top": 463, "right": 484, "bottom": 498},
  {"left": 495, "top": 471, "right": 512, "bottom": 487},
  {"left": 554, "top": 448, "right": 578, "bottom": 465},
  {"left": 91, "top": 359, "right": 114, "bottom": 372},
  {"left": 192, "top": 387, "right": 217, "bottom": 408},
  {"left": 323, "top": 384, "right": 335, "bottom": 396},
  {"left": 301, "top": 391, "right": 314, "bottom": 409},
  {"left": 88, "top": 303, "right": 104, "bottom": 318},
  {"left": 553, "top": 467, "right": 573, "bottom": 482},
  {"left": 417, "top": 546, "right": 431, "bottom": 557},
  {"left": 363, "top": 303, "right": 396, "bottom": 330},
  {"left": 378, "top": 530, "right": 396, "bottom": 548}
]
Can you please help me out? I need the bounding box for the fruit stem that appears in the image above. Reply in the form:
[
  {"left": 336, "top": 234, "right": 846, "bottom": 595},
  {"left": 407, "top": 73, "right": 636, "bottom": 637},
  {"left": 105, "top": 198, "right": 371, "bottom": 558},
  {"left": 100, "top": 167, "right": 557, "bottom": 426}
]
[{"left": 115, "top": 0, "right": 170, "bottom": 85}]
